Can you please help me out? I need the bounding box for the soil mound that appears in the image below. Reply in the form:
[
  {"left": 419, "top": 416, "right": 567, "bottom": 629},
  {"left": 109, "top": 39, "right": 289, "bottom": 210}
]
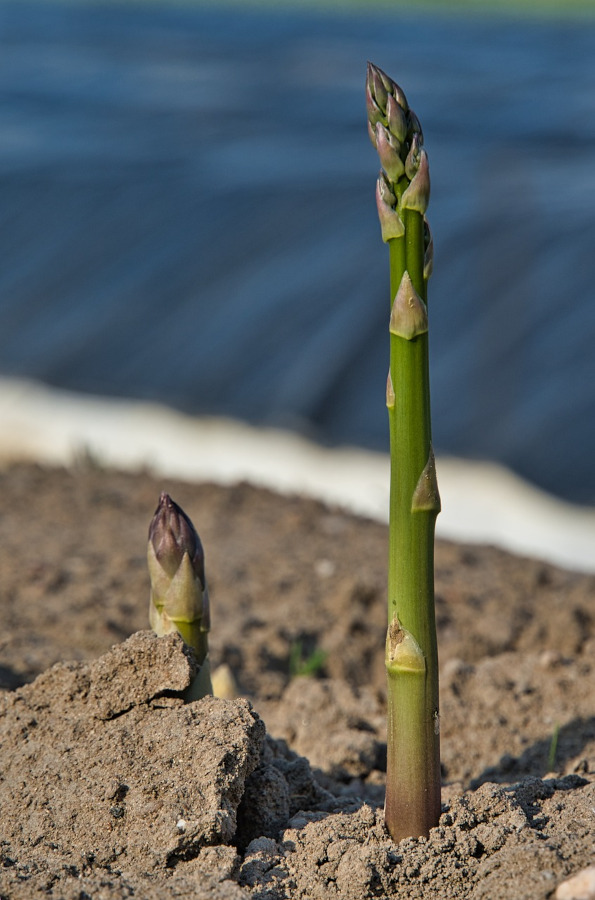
[{"left": 0, "top": 464, "right": 593, "bottom": 898}]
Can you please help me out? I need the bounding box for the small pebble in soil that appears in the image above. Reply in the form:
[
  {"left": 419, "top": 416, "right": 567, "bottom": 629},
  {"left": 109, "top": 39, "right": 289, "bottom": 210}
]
[
  {"left": 556, "top": 866, "right": 595, "bottom": 900},
  {"left": 314, "top": 558, "right": 336, "bottom": 578}
]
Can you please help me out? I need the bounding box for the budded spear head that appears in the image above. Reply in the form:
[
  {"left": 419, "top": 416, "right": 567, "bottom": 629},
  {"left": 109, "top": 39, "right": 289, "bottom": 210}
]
[
  {"left": 148, "top": 492, "right": 210, "bottom": 647},
  {"left": 149, "top": 491, "right": 205, "bottom": 585}
]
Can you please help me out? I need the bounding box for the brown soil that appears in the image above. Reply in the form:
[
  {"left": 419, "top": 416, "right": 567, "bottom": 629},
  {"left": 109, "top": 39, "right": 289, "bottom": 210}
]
[{"left": 0, "top": 462, "right": 593, "bottom": 899}]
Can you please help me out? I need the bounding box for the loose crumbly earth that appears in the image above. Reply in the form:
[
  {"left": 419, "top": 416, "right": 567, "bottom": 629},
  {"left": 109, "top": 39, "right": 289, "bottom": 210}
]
[{"left": 0, "top": 462, "right": 593, "bottom": 899}]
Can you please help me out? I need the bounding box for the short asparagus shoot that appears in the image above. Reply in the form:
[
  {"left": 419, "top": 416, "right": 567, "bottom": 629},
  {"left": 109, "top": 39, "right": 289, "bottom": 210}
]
[
  {"left": 147, "top": 492, "right": 213, "bottom": 700},
  {"left": 367, "top": 62, "right": 441, "bottom": 841}
]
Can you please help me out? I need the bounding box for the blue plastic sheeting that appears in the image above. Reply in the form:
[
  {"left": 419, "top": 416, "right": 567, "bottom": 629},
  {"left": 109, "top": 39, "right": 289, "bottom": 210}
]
[{"left": 1, "top": 3, "right": 595, "bottom": 502}]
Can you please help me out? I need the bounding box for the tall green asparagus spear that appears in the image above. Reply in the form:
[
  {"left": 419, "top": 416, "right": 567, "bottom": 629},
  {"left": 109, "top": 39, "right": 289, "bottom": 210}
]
[
  {"left": 148, "top": 492, "right": 213, "bottom": 700},
  {"left": 367, "top": 62, "right": 441, "bottom": 841}
]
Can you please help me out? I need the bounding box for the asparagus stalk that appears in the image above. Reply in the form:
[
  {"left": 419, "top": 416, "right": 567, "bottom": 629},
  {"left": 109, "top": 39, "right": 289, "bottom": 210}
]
[
  {"left": 147, "top": 492, "right": 213, "bottom": 700},
  {"left": 367, "top": 62, "right": 441, "bottom": 841}
]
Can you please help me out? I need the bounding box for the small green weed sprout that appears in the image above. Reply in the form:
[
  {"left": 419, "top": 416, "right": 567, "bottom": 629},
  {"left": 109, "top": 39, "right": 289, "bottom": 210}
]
[{"left": 289, "top": 639, "right": 328, "bottom": 678}]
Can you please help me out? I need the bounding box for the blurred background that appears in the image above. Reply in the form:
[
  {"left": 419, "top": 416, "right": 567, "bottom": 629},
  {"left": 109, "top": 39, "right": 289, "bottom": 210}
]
[{"left": 1, "top": 0, "right": 595, "bottom": 564}]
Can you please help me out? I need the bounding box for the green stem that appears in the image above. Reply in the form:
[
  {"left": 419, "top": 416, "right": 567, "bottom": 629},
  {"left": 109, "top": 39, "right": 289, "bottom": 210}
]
[
  {"left": 386, "top": 226, "right": 440, "bottom": 840},
  {"left": 368, "top": 62, "right": 441, "bottom": 841},
  {"left": 184, "top": 655, "right": 213, "bottom": 702},
  {"left": 172, "top": 624, "right": 213, "bottom": 700},
  {"left": 404, "top": 207, "right": 426, "bottom": 299},
  {"left": 385, "top": 626, "right": 434, "bottom": 839}
]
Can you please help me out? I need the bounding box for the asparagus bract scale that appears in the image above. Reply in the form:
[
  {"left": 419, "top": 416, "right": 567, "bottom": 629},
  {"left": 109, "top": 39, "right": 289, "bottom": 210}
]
[{"left": 367, "top": 62, "right": 441, "bottom": 842}]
